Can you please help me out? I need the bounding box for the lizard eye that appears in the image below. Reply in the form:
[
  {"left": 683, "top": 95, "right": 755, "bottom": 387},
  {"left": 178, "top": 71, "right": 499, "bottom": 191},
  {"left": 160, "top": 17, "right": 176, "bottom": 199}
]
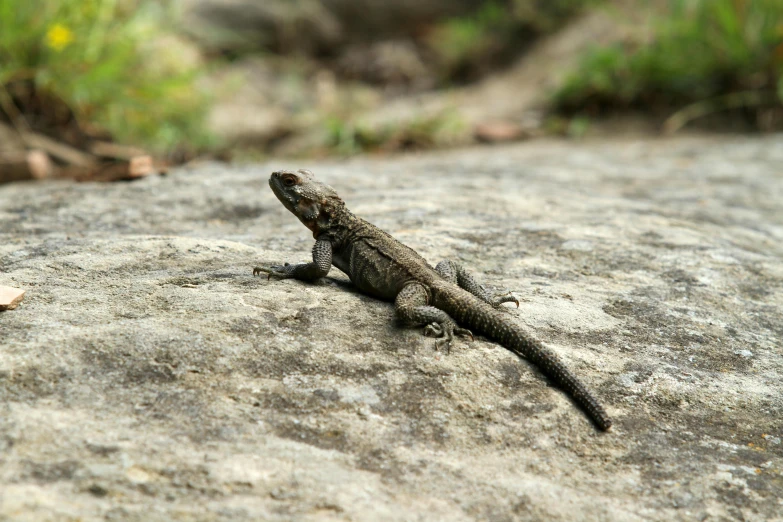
[{"left": 282, "top": 175, "right": 296, "bottom": 187}]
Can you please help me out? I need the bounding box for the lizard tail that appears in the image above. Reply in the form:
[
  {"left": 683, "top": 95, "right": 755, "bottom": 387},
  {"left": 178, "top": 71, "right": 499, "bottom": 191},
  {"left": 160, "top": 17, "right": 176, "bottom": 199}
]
[
  {"left": 499, "top": 321, "right": 612, "bottom": 431},
  {"left": 440, "top": 288, "right": 613, "bottom": 431}
]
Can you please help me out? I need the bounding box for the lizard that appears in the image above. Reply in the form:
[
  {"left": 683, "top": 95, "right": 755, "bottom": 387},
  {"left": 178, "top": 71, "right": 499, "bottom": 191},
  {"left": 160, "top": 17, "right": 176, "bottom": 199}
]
[{"left": 254, "top": 169, "right": 612, "bottom": 431}]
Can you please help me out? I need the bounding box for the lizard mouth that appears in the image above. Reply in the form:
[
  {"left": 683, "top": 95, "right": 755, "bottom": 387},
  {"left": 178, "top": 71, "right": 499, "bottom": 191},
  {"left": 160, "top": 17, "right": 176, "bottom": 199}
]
[{"left": 268, "top": 172, "right": 300, "bottom": 212}]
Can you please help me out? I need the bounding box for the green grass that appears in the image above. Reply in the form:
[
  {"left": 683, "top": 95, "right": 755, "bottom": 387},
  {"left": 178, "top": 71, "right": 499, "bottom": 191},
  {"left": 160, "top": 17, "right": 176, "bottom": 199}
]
[
  {"left": 0, "top": 0, "right": 214, "bottom": 154},
  {"left": 554, "top": 0, "right": 783, "bottom": 129},
  {"left": 426, "top": 2, "right": 509, "bottom": 81}
]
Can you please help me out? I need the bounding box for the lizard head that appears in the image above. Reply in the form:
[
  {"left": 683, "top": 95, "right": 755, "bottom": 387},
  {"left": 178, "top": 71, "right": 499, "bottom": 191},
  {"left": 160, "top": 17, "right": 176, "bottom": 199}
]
[{"left": 269, "top": 169, "right": 344, "bottom": 234}]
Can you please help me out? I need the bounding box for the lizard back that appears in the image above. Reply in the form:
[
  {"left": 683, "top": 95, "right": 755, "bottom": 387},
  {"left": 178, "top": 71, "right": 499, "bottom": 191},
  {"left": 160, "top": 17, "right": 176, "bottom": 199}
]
[{"left": 330, "top": 216, "right": 441, "bottom": 300}]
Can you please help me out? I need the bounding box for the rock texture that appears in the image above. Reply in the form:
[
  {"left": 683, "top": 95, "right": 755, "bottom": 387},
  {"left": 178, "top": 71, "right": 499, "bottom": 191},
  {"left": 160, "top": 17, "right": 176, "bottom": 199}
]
[{"left": 1, "top": 136, "right": 782, "bottom": 521}]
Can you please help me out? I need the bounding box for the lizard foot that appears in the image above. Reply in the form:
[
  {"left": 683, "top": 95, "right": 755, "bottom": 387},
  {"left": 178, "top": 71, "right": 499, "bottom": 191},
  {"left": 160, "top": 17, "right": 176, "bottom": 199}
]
[
  {"left": 491, "top": 291, "right": 519, "bottom": 309},
  {"left": 423, "top": 322, "right": 473, "bottom": 353},
  {"left": 253, "top": 263, "right": 294, "bottom": 280}
]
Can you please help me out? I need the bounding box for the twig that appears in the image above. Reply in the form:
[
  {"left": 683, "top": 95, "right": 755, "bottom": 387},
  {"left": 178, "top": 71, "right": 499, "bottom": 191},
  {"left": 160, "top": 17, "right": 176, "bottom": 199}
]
[
  {"left": 20, "top": 131, "right": 98, "bottom": 167},
  {"left": 0, "top": 149, "right": 54, "bottom": 181},
  {"left": 0, "top": 83, "right": 31, "bottom": 134}
]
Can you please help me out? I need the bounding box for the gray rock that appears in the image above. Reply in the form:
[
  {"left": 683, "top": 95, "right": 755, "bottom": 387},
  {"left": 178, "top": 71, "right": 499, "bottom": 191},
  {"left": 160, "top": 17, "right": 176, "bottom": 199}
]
[{"left": 1, "top": 135, "right": 782, "bottom": 520}]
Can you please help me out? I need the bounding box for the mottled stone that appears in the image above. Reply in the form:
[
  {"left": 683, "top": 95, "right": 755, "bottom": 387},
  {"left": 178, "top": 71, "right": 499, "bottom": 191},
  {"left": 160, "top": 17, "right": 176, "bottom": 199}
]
[{"left": 0, "top": 135, "right": 781, "bottom": 521}]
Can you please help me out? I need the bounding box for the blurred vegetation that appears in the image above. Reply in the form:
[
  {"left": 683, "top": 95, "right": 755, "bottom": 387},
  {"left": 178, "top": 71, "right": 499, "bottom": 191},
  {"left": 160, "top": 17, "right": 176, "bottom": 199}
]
[
  {"left": 309, "top": 0, "right": 594, "bottom": 156},
  {"left": 0, "top": 0, "right": 213, "bottom": 154},
  {"left": 426, "top": 0, "right": 595, "bottom": 83},
  {"left": 4, "top": 0, "right": 780, "bottom": 164},
  {"left": 324, "top": 111, "right": 465, "bottom": 156},
  {"left": 554, "top": 0, "right": 783, "bottom": 130}
]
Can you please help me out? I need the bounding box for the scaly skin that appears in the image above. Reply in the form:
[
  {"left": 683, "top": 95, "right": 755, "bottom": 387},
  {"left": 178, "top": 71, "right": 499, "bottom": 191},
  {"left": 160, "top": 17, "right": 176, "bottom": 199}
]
[{"left": 255, "top": 169, "right": 612, "bottom": 431}]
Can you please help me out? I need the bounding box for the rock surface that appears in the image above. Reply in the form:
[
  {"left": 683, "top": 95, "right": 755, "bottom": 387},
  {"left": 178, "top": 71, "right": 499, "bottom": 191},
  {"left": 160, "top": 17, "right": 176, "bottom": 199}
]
[{"left": 1, "top": 136, "right": 782, "bottom": 521}]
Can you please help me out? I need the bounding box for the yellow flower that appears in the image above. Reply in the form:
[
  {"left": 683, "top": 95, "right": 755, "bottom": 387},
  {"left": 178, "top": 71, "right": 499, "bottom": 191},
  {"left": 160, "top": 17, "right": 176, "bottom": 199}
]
[{"left": 46, "top": 23, "right": 74, "bottom": 52}]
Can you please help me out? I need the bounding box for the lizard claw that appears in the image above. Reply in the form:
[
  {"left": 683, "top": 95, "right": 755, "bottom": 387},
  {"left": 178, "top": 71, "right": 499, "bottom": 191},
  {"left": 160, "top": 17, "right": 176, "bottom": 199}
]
[
  {"left": 456, "top": 326, "right": 474, "bottom": 341},
  {"left": 423, "top": 322, "right": 473, "bottom": 354},
  {"left": 424, "top": 322, "right": 443, "bottom": 338},
  {"left": 434, "top": 337, "right": 452, "bottom": 354},
  {"left": 253, "top": 263, "right": 293, "bottom": 279}
]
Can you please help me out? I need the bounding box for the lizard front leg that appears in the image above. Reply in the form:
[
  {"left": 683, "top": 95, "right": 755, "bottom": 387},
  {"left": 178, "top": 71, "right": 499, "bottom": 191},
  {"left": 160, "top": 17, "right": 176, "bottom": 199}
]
[
  {"left": 395, "top": 283, "right": 473, "bottom": 352},
  {"left": 435, "top": 260, "right": 519, "bottom": 308},
  {"left": 253, "top": 238, "right": 332, "bottom": 281}
]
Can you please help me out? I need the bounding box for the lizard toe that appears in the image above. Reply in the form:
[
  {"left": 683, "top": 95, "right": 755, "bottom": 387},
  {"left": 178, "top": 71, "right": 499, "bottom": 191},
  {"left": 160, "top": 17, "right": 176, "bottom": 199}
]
[
  {"left": 424, "top": 323, "right": 443, "bottom": 338},
  {"left": 455, "top": 327, "right": 474, "bottom": 341},
  {"left": 491, "top": 292, "right": 519, "bottom": 308},
  {"left": 432, "top": 322, "right": 464, "bottom": 354},
  {"left": 434, "top": 334, "right": 454, "bottom": 354},
  {"left": 423, "top": 321, "right": 473, "bottom": 349},
  {"left": 253, "top": 264, "right": 294, "bottom": 280}
]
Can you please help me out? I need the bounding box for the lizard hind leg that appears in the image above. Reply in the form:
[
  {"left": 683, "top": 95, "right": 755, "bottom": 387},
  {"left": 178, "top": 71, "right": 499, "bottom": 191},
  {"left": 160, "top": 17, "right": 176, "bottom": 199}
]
[
  {"left": 435, "top": 260, "right": 519, "bottom": 308},
  {"left": 395, "top": 283, "right": 472, "bottom": 353}
]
